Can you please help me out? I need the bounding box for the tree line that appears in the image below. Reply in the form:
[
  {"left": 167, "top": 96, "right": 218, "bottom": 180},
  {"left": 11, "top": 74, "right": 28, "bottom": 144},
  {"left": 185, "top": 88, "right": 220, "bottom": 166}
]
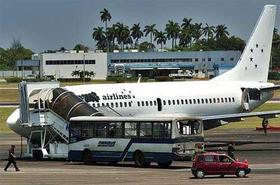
[{"left": 93, "top": 8, "right": 246, "bottom": 52}]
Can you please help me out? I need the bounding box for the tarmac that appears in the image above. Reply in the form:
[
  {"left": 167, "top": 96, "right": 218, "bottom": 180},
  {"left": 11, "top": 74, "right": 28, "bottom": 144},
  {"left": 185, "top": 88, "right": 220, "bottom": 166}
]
[{"left": 0, "top": 129, "right": 280, "bottom": 185}]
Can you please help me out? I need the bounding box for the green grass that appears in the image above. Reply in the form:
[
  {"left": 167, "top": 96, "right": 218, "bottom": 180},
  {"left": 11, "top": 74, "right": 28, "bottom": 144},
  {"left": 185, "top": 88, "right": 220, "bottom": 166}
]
[
  {"left": 0, "top": 89, "right": 19, "bottom": 102},
  {"left": 218, "top": 103, "right": 280, "bottom": 130},
  {"left": 0, "top": 107, "right": 16, "bottom": 133}
]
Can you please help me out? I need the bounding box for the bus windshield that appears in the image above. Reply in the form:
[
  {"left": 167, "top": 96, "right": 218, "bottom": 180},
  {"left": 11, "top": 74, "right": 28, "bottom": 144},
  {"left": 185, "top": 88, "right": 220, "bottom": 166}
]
[{"left": 176, "top": 120, "right": 202, "bottom": 135}]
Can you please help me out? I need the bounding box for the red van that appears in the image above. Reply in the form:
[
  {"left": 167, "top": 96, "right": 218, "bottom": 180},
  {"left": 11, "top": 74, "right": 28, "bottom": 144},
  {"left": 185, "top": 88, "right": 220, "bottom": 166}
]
[{"left": 191, "top": 152, "right": 251, "bottom": 178}]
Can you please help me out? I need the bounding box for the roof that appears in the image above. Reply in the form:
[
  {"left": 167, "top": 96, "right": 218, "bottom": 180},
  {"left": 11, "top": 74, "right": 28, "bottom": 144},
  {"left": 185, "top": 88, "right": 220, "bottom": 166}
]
[{"left": 69, "top": 116, "right": 201, "bottom": 122}]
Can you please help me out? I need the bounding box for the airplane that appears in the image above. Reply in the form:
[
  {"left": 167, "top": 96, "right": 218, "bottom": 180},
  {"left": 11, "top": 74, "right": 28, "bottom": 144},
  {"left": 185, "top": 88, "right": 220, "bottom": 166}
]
[{"left": 7, "top": 5, "right": 280, "bottom": 137}]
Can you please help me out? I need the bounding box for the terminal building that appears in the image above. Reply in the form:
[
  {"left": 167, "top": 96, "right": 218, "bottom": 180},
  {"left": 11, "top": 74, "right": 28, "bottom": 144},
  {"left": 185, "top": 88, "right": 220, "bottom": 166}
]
[{"left": 16, "top": 50, "right": 241, "bottom": 80}]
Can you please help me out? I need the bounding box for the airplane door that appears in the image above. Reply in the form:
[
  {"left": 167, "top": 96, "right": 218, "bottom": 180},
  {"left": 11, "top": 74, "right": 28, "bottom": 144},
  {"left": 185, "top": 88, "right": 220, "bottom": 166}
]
[
  {"left": 241, "top": 88, "right": 250, "bottom": 111},
  {"left": 156, "top": 98, "right": 162, "bottom": 111}
]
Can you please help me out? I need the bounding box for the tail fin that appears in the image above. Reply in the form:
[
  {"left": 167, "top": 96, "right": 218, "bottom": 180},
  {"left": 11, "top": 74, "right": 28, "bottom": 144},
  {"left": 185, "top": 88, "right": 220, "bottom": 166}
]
[{"left": 213, "top": 5, "right": 276, "bottom": 82}]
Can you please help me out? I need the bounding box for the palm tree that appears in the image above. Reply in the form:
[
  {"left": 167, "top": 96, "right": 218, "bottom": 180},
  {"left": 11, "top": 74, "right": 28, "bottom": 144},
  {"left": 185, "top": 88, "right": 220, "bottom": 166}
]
[
  {"left": 143, "top": 24, "right": 157, "bottom": 45},
  {"left": 107, "top": 25, "right": 117, "bottom": 51},
  {"left": 203, "top": 23, "right": 215, "bottom": 40},
  {"left": 130, "top": 23, "right": 143, "bottom": 48},
  {"left": 154, "top": 31, "right": 167, "bottom": 49},
  {"left": 100, "top": 8, "right": 112, "bottom": 51},
  {"left": 92, "top": 27, "right": 106, "bottom": 50},
  {"left": 181, "top": 18, "right": 192, "bottom": 30},
  {"left": 115, "top": 22, "right": 130, "bottom": 50},
  {"left": 179, "top": 28, "right": 192, "bottom": 47},
  {"left": 192, "top": 23, "right": 203, "bottom": 42},
  {"left": 165, "top": 20, "right": 180, "bottom": 49},
  {"left": 215, "top": 24, "right": 229, "bottom": 39}
]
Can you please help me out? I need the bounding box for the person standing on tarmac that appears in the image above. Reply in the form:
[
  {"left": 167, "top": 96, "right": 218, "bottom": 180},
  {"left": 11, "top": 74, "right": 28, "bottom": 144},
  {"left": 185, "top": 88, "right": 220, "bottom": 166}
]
[
  {"left": 4, "top": 145, "right": 20, "bottom": 172},
  {"left": 227, "top": 143, "right": 235, "bottom": 160}
]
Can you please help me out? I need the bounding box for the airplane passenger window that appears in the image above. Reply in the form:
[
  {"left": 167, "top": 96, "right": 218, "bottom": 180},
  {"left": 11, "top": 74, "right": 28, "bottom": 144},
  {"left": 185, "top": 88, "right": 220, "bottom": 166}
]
[
  {"left": 181, "top": 99, "right": 184, "bottom": 104},
  {"left": 189, "top": 99, "right": 192, "bottom": 104},
  {"left": 172, "top": 100, "right": 175, "bottom": 105},
  {"left": 225, "top": 98, "right": 228, "bottom": 103},
  {"left": 120, "top": 102, "right": 123, "bottom": 107},
  {"left": 111, "top": 103, "right": 114, "bottom": 108},
  {"left": 150, "top": 101, "right": 153, "bottom": 106},
  {"left": 106, "top": 103, "right": 109, "bottom": 107},
  {"left": 145, "top": 101, "right": 149, "bottom": 106},
  {"left": 177, "top": 100, "right": 180, "bottom": 105},
  {"left": 163, "top": 100, "right": 166, "bottom": 105},
  {"left": 228, "top": 97, "right": 231, "bottom": 102},
  {"left": 128, "top": 102, "right": 132, "bottom": 107},
  {"left": 141, "top": 101, "right": 144, "bottom": 106},
  {"left": 217, "top": 98, "right": 220, "bottom": 103},
  {"left": 154, "top": 101, "right": 157, "bottom": 106},
  {"left": 124, "top": 102, "right": 127, "bottom": 107},
  {"left": 232, "top": 97, "right": 235, "bottom": 102},
  {"left": 197, "top": 99, "right": 200, "bottom": 104},
  {"left": 168, "top": 100, "right": 171, "bottom": 105},
  {"left": 221, "top": 98, "right": 224, "bottom": 103},
  {"left": 102, "top": 103, "right": 105, "bottom": 106},
  {"left": 201, "top": 99, "right": 204, "bottom": 104},
  {"left": 185, "top": 99, "right": 188, "bottom": 104},
  {"left": 193, "top": 99, "right": 196, "bottom": 104},
  {"left": 137, "top": 102, "right": 140, "bottom": 106},
  {"left": 209, "top": 99, "right": 212, "bottom": 103},
  {"left": 213, "top": 98, "right": 216, "bottom": 103},
  {"left": 97, "top": 103, "right": 100, "bottom": 107},
  {"left": 205, "top": 99, "right": 208, "bottom": 104},
  {"left": 115, "top": 102, "right": 118, "bottom": 107}
]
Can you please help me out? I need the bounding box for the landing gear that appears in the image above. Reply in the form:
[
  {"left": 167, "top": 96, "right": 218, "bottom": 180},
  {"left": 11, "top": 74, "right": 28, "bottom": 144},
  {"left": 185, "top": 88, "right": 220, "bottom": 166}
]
[{"left": 262, "top": 118, "right": 269, "bottom": 135}]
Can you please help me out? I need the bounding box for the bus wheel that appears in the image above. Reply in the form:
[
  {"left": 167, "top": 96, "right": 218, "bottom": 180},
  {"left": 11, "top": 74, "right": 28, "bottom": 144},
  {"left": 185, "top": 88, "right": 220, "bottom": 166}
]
[
  {"left": 134, "top": 151, "right": 149, "bottom": 168},
  {"left": 157, "top": 161, "right": 172, "bottom": 168},
  {"left": 82, "top": 149, "right": 92, "bottom": 165}
]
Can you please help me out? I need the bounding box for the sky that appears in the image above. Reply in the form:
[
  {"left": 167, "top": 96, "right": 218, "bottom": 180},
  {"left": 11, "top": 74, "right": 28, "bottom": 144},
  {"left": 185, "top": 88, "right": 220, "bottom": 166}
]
[{"left": 0, "top": 0, "right": 279, "bottom": 52}]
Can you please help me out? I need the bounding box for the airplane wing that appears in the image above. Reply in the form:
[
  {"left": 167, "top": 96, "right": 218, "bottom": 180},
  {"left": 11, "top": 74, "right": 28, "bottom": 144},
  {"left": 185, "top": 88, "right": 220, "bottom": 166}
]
[
  {"left": 200, "top": 110, "right": 280, "bottom": 130},
  {"left": 260, "top": 85, "right": 280, "bottom": 91}
]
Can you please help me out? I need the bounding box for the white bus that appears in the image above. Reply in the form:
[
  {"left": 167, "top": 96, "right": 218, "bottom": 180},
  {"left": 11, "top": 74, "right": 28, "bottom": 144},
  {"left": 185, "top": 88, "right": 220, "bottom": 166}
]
[{"left": 68, "top": 116, "right": 204, "bottom": 167}]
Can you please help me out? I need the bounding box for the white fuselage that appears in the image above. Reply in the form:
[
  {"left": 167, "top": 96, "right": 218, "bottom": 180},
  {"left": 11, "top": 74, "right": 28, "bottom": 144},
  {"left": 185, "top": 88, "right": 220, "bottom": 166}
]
[
  {"left": 65, "top": 80, "right": 274, "bottom": 117},
  {"left": 6, "top": 80, "right": 274, "bottom": 138}
]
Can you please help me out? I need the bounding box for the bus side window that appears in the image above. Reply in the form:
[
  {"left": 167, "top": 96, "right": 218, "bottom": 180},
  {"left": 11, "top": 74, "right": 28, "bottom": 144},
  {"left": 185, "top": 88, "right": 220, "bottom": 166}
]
[
  {"left": 124, "top": 122, "right": 137, "bottom": 137},
  {"left": 108, "top": 122, "right": 123, "bottom": 138},
  {"left": 139, "top": 122, "right": 152, "bottom": 138},
  {"left": 153, "top": 122, "right": 166, "bottom": 138},
  {"left": 95, "top": 122, "right": 108, "bottom": 138}
]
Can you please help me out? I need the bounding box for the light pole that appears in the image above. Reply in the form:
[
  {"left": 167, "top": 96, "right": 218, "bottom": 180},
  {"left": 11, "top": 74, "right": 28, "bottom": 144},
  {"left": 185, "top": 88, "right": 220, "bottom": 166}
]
[{"left": 83, "top": 53, "right": 85, "bottom": 83}]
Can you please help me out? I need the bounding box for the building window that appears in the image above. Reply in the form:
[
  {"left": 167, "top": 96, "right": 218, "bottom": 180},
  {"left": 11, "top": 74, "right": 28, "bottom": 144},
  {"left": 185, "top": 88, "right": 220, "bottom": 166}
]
[
  {"left": 230, "top": 57, "right": 234, "bottom": 61},
  {"left": 221, "top": 58, "right": 224, "bottom": 61},
  {"left": 208, "top": 58, "right": 211, "bottom": 61},
  {"left": 195, "top": 58, "right": 199, "bottom": 62}
]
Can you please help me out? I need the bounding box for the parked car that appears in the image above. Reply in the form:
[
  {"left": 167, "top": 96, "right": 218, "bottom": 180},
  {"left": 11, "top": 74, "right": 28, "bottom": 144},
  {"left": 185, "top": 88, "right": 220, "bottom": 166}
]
[{"left": 191, "top": 152, "right": 250, "bottom": 178}]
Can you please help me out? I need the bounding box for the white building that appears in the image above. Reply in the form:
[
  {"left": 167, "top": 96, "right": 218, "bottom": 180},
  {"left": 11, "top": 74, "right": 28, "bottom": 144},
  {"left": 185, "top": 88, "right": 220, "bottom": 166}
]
[{"left": 38, "top": 51, "right": 107, "bottom": 80}]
